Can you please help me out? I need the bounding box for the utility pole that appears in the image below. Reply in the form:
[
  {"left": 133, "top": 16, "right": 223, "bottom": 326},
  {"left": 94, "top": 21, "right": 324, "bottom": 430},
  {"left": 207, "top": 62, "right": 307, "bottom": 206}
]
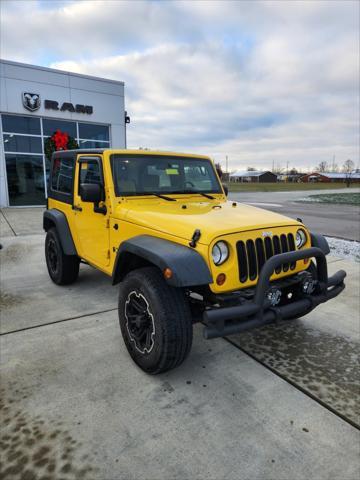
[{"left": 226, "top": 155, "right": 228, "bottom": 173}]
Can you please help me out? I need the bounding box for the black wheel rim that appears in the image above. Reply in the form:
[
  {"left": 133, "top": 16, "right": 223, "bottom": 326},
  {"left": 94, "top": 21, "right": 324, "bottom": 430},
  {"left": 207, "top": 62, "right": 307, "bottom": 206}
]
[
  {"left": 125, "top": 291, "right": 155, "bottom": 354},
  {"left": 47, "top": 238, "right": 59, "bottom": 275}
]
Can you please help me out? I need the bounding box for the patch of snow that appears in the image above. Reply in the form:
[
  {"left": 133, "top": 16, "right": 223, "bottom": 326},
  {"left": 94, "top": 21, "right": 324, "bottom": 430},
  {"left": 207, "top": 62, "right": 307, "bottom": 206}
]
[
  {"left": 296, "top": 197, "right": 321, "bottom": 203},
  {"left": 246, "top": 202, "right": 283, "bottom": 207},
  {"left": 325, "top": 237, "right": 360, "bottom": 263}
]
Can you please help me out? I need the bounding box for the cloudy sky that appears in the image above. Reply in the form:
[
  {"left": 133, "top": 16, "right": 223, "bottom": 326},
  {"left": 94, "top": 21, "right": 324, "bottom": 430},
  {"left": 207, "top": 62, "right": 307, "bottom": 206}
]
[{"left": 1, "top": 0, "right": 359, "bottom": 171}]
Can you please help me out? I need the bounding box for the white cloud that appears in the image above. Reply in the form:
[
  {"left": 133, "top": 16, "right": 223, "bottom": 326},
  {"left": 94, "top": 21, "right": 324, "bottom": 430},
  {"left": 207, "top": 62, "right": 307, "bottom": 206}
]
[{"left": 1, "top": 0, "right": 359, "bottom": 171}]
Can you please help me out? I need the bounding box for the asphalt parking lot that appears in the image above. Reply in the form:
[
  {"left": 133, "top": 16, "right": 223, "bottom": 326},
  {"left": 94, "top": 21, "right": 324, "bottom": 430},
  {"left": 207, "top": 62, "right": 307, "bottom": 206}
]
[
  {"left": 229, "top": 188, "right": 360, "bottom": 241},
  {"left": 1, "top": 202, "right": 359, "bottom": 480}
]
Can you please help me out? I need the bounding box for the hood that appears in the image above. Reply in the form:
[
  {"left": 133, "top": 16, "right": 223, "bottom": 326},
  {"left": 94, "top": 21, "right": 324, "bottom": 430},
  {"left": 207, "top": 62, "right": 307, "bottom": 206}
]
[{"left": 115, "top": 198, "right": 301, "bottom": 245}]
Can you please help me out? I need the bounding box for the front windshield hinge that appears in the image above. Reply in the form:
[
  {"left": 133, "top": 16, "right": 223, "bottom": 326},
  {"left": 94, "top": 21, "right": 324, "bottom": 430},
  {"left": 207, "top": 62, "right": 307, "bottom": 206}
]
[{"left": 189, "top": 229, "right": 201, "bottom": 248}]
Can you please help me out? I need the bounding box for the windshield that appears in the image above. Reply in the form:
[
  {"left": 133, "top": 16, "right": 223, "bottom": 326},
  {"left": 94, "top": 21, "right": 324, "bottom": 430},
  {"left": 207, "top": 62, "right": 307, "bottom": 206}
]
[{"left": 110, "top": 154, "right": 222, "bottom": 197}]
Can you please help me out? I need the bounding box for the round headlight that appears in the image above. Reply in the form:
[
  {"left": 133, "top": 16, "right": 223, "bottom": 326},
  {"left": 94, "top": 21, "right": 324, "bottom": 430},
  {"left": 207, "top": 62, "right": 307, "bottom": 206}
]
[
  {"left": 296, "top": 229, "right": 307, "bottom": 249},
  {"left": 212, "top": 241, "right": 229, "bottom": 265}
]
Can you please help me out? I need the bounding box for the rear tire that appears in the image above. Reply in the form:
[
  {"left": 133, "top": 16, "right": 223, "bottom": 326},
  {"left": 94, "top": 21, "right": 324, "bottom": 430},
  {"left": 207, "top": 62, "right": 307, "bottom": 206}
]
[
  {"left": 45, "top": 227, "right": 79, "bottom": 285},
  {"left": 118, "top": 267, "right": 193, "bottom": 374}
]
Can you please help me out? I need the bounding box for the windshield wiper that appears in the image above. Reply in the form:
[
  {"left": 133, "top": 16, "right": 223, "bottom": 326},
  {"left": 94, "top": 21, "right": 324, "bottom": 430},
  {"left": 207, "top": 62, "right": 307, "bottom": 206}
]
[
  {"left": 172, "top": 190, "right": 215, "bottom": 200},
  {"left": 197, "top": 192, "right": 215, "bottom": 200},
  {"left": 147, "top": 193, "right": 176, "bottom": 202}
]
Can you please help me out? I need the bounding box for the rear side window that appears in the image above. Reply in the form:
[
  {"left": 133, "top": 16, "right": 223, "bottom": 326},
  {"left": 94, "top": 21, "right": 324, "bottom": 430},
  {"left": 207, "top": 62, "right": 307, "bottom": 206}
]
[{"left": 51, "top": 157, "right": 74, "bottom": 194}]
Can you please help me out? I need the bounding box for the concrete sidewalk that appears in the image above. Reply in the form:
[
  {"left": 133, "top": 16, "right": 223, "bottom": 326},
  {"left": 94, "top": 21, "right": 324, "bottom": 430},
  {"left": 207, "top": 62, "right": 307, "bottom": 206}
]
[
  {"left": 1, "top": 207, "right": 44, "bottom": 237},
  {"left": 1, "top": 314, "right": 359, "bottom": 480}
]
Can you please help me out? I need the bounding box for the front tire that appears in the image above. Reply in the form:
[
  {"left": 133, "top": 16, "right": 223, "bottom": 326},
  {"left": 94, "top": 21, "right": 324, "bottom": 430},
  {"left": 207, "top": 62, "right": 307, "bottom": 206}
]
[
  {"left": 118, "top": 267, "right": 193, "bottom": 374},
  {"left": 45, "top": 228, "right": 79, "bottom": 285}
]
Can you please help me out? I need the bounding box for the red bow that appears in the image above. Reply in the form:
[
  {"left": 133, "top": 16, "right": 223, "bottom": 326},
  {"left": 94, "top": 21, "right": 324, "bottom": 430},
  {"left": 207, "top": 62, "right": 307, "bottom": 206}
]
[{"left": 52, "top": 130, "right": 69, "bottom": 151}]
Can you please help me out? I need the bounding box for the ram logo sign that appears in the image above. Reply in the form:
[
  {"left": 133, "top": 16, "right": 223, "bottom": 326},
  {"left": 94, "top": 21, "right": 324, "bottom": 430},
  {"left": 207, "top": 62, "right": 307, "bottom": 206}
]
[{"left": 22, "top": 92, "right": 41, "bottom": 112}]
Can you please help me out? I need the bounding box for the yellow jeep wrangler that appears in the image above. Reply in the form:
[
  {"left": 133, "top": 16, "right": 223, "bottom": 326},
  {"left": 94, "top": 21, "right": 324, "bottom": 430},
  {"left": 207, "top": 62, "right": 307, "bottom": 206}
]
[{"left": 44, "top": 149, "right": 346, "bottom": 374}]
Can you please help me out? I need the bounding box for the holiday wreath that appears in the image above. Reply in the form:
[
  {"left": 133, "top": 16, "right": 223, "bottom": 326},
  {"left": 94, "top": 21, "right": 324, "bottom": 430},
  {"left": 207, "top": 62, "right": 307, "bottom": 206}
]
[{"left": 44, "top": 129, "right": 79, "bottom": 161}]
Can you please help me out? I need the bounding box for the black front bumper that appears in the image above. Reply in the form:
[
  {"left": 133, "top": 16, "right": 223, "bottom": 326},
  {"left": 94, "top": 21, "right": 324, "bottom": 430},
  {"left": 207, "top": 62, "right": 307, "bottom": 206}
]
[{"left": 203, "top": 247, "right": 346, "bottom": 339}]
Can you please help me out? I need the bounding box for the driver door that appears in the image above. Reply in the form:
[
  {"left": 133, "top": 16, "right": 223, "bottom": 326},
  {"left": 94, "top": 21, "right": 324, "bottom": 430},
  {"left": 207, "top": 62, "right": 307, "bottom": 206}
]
[{"left": 73, "top": 155, "right": 110, "bottom": 269}]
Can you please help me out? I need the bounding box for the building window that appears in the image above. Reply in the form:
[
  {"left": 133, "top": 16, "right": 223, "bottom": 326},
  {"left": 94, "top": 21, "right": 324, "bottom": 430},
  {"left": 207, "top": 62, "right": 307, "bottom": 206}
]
[
  {"left": 78, "top": 140, "right": 110, "bottom": 149},
  {"left": 2, "top": 115, "right": 41, "bottom": 135},
  {"left": 43, "top": 119, "right": 77, "bottom": 138},
  {"left": 3, "top": 134, "right": 42, "bottom": 153},
  {"left": 5, "top": 154, "right": 45, "bottom": 206},
  {"left": 1, "top": 113, "right": 111, "bottom": 206},
  {"left": 78, "top": 123, "right": 109, "bottom": 141}
]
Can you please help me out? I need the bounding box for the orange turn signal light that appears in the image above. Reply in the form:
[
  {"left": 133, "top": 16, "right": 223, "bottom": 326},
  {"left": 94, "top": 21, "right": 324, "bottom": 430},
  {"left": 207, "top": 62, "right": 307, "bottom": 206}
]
[
  {"left": 163, "top": 268, "right": 173, "bottom": 280},
  {"left": 304, "top": 258, "right": 309, "bottom": 264},
  {"left": 216, "top": 273, "right": 226, "bottom": 286}
]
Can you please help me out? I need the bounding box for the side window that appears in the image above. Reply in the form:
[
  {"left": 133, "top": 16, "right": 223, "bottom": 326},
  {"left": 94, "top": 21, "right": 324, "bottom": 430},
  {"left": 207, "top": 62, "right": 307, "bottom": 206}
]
[
  {"left": 51, "top": 156, "right": 74, "bottom": 194},
  {"left": 79, "top": 161, "right": 102, "bottom": 186}
]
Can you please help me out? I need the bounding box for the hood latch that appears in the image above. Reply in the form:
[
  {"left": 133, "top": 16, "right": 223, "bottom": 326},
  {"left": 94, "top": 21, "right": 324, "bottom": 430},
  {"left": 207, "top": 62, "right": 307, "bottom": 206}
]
[{"left": 189, "top": 229, "right": 201, "bottom": 248}]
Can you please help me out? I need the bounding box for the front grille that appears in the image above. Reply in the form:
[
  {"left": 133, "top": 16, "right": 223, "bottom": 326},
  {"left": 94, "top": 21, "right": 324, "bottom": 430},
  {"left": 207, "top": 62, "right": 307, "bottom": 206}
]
[{"left": 236, "top": 233, "right": 296, "bottom": 283}]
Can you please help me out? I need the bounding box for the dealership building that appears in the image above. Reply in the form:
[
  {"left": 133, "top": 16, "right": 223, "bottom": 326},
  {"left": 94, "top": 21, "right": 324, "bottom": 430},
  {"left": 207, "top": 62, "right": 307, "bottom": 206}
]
[{"left": 0, "top": 59, "right": 126, "bottom": 207}]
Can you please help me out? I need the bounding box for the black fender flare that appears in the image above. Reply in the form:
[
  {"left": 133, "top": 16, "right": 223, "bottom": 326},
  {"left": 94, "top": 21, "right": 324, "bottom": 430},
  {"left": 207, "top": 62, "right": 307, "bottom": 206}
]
[
  {"left": 310, "top": 232, "right": 330, "bottom": 255},
  {"left": 43, "top": 209, "right": 77, "bottom": 256},
  {"left": 112, "top": 235, "right": 213, "bottom": 287}
]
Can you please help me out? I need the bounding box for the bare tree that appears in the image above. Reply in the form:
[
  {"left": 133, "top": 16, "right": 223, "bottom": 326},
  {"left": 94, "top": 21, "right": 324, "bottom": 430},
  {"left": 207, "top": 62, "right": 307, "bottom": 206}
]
[
  {"left": 271, "top": 165, "right": 285, "bottom": 174},
  {"left": 343, "top": 159, "right": 354, "bottom": 173},
  {"left": 315, "top": 161, "right": 329, "bottom": 173},
  {"left": 343, "top": 159, "right": 355, "bottom": 187}
]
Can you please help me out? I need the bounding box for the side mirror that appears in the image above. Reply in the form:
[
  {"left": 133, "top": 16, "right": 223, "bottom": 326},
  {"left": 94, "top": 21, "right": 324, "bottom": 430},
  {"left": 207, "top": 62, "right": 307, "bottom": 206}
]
[
  {"left": 80, "top": 183, "right": 102, "bottom": 203},
  {"left": 222, "top": 184, "right": 228, "bottom": 196}
]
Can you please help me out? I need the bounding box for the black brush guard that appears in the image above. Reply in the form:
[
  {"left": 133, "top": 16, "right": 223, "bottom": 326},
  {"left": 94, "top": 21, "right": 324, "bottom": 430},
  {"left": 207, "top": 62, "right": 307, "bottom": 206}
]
[{"left": 203, "top": 247, "right": 346, "bottom": 339}]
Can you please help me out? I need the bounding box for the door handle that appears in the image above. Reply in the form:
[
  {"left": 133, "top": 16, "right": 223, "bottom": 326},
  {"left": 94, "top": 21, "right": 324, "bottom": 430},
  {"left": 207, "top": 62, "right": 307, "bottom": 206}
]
[{"left": 72, "top": 204, "right": 82, "bottom": 212}]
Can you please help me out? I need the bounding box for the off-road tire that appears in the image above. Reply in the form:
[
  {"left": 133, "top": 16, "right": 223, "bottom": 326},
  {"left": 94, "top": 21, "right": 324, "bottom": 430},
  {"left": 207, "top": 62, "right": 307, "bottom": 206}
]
[
  {"left": 118, "top": 267, "right": 193, "bottom": 374},
  {"left": 45, "top": 227, "right": 79, "bottom": 285}
]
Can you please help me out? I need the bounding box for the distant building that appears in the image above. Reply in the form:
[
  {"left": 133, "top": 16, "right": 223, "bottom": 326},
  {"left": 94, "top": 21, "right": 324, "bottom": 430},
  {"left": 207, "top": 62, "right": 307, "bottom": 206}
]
[
  {"left": 277, "top": 173, "right": 303, "bottom": 183},
  {"left": 301, "top": 172, "right": 360, "bottom": 183},
  {"left": 229, "top": 170, "right": 277, "bottom": 183}
]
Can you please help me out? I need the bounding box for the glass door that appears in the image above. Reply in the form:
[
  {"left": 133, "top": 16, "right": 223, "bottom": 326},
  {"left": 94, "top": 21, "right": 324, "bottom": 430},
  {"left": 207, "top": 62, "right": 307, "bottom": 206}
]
[
  {"left": 5, "top": 154, "right": 45, "bottom": 206},
  {"left": 2, "top": 114, "right": 46, "bottom": 206}
]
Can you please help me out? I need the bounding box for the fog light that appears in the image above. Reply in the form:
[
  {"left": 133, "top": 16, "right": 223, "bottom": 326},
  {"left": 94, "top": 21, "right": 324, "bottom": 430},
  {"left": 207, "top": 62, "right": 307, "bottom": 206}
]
[
  {"left": 302, "top": 275, "right": 316, "bottom": 295},
  {"left": 266, "top": 287, "right": 282, "bottom": 306},
  {"left": 216, "top": 273, "right": 226, "bottom": 285}
]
